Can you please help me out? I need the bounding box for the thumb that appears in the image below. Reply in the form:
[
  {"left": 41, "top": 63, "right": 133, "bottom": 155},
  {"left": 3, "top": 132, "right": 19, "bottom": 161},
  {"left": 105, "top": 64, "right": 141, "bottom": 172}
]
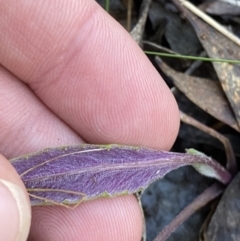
[{"left": 0, "top": 154, "right": 31, "bottom": 241}]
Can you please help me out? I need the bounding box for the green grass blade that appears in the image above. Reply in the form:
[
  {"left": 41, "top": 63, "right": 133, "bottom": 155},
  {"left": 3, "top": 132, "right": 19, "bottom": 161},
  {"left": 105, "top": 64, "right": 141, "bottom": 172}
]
[
  {"left": 105, "top": 0, "right": 110, "bottom": 12},
  {"left": 144, "top": 51, "right": 240, "bottom": 65}
]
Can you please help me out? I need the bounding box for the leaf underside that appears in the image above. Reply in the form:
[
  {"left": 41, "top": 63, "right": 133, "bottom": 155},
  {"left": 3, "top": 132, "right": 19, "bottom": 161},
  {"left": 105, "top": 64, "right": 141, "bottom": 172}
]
[{"left": 10, "top": 144, "right": 231, "bottom": 207}]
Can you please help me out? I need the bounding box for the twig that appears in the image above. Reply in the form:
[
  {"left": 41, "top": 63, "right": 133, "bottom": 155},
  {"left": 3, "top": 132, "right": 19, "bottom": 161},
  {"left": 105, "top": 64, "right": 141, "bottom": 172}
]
[
  {"left": 127, "top": 0, "right": 132, "bottom": 32},
  {"left": 143, "top": 41, "right": 177, "bottom": 54},
  {"left": 184, "top": 51, "right": 207, "bottom": 75}
]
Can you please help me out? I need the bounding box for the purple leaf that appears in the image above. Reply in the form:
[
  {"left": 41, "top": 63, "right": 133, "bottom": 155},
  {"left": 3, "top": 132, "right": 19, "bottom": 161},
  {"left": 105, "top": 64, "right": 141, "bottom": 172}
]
[{"left": 10, "top": 144, "right": 231, "bottom": 207}]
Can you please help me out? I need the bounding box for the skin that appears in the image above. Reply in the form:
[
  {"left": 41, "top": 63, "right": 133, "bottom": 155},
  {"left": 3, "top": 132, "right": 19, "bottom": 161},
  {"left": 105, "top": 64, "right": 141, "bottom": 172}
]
[{"left": 0, "top": 0, "right": 180, "bottom": 240}]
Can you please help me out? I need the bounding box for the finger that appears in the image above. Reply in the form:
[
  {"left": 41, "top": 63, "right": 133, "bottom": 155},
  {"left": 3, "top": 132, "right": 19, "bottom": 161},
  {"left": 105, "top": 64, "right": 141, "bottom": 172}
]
[
  {"left": 29, "top": 196, "right": 142, "bottom": 241},
  {"left": 0, "top": 65, "right": 83, "bottom": 159},
  {"left": 0, "top": 154, "right": 31, "bottom": 241},
  {"left": 0, "top": 68, "right": 142, "bottom": 240},
  {"left": 0, "top": 0, "right": 179, "bottom": 150}
]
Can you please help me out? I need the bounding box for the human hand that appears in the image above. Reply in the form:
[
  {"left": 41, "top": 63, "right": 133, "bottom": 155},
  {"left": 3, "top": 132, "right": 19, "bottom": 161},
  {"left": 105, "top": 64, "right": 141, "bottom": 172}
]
[{"left": 0, "top": 0, "right": 179, "bottom": 240}]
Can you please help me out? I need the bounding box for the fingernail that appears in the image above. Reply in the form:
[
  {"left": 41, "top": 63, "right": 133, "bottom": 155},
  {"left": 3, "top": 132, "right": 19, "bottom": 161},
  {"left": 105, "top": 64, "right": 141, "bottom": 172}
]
[{"left": 0, "top": 179, "right": 31, "bottom": 241}]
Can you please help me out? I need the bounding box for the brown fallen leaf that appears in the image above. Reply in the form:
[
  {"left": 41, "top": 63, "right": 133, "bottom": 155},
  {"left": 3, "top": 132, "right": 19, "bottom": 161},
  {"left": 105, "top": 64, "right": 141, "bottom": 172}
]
[
  {"left": 130, "top": 0, "right": 152, "bottom": 45},
  {"left": 199, "top": 0, "right": 240, "bottom": 16},
  {"left": 156, "top": 57, "right": 240, "bottom": 132},
  {"left": 173, "top": 0, "right": 240, "bottom": 129},
  {"left": 205, "top": 171, "right": 240, "bottom": 241}
]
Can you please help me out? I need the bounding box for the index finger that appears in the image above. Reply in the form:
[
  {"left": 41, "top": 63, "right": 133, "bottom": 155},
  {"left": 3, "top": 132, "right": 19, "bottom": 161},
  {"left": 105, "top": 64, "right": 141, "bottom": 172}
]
[{"left": 0, "top": 0, "right": 179, "bottom": 150}]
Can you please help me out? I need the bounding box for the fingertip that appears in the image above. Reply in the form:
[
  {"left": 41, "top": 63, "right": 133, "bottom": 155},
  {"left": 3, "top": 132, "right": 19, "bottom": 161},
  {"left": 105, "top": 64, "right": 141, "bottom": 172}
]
[
  {"left": 158, "top": 87, "right": 180, "bottom": 150},
  {"left": 0, "top": 155, "right": 31, "bottom": 241}
]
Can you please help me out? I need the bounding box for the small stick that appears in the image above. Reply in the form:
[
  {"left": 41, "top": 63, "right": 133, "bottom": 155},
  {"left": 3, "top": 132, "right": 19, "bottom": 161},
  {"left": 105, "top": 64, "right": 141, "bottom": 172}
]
[
  {"left": 179, "top": 0, "right": 240, "bottom": 47},
  {"left": 127, "top": 0, "right": 132, "bottom": 32},
  {"left": 184, "top": 51, "right": 207, "bottom": 75}
]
